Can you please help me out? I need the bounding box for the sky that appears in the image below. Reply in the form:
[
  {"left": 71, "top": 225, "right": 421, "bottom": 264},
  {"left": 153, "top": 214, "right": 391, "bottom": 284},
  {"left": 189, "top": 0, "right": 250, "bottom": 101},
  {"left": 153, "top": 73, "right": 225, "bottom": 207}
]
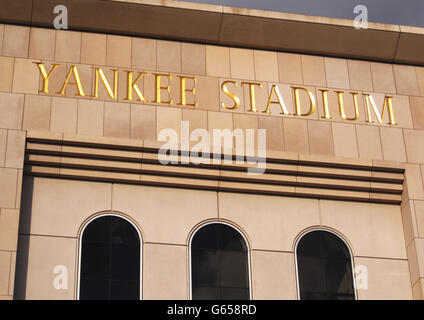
[{"left": 180, "top": 0, "right": 424, "bottom": 27}]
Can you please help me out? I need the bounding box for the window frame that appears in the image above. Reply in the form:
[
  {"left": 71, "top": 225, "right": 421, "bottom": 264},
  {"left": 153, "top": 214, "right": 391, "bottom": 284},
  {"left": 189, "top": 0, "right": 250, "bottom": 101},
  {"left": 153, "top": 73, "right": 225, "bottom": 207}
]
[
  {"left": 294, "top": 228, "right": 357, "bottom": 300},
  {"left": 188, "top": 221, "right": 253, "bottom": 300},
  {"left": 76, "top": 213, "right": 143, "bottom": 300}
]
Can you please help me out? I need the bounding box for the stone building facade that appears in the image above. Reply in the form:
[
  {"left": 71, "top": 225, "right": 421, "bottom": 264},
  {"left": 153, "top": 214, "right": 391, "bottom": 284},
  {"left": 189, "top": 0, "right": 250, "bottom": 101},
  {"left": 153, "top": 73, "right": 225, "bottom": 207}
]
[{"left": 0, "top": 0, "right": 423, "bottom": 299}]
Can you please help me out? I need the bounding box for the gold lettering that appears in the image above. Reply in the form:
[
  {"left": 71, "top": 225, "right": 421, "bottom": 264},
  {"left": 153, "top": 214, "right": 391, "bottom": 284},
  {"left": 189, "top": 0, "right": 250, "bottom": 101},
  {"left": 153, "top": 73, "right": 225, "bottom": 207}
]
[
  {"left": 221, "top": 81, "right": 240, "bottom": 110},
  {"left": 58, "top": 65, "right": 85, "bottom": 96},
  {"left": 319, "top": 89, "right": 332, "bottom": 120},
  {"left": 337, "top": 91, "right": 359, "bottom": 121},
  {"left": 364, "top": 94, "right": 397, "bottom": 125},
  {"left": 125, "top": 71, "right": 148, "bottom": 102},
  {"left": 34, "top": 63, "right": 61, "bottom": 94},
  {"left": 30, "top": 62, "right": 402, "bottom": 128},
  {"left": 241, "top": 81, "right": 262, "bottom": 113},
  {"left": 154, "top": 73, "right": 173, "bottom": 104},
  {"left": 178, "top": 76, "right": 197, "bottom": 107},
  {"left": 263, "top": 84, "right": 289, "bottom": 115},
  {"left": 293, "top": 87, "right": 316, "bottom": 116},
  {"left": 93, "top": 68, "right": 119, "bottom": 99}
]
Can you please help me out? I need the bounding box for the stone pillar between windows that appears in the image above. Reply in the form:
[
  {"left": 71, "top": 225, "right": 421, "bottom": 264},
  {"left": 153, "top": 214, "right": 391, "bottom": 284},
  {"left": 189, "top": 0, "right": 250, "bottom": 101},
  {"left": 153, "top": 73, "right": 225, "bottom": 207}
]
[
  {"left": 0, "top": 129, "right": 25, "bottom": 300},
  {"left": 401, "top": 164, "right": 424, "bottom": 300}
]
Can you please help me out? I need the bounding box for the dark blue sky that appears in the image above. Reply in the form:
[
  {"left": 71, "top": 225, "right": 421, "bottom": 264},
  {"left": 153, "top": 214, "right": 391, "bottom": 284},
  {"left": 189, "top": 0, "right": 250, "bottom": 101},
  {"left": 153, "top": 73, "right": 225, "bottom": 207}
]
[{"left": 181, "top": 0, "right": 424, "bottom": 27}]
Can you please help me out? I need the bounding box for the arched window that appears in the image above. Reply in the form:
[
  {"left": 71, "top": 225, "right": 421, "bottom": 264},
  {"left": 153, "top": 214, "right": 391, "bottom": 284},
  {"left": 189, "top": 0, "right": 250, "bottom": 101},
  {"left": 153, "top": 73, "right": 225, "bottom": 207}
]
[
  {"left": 79, "top": 215, "right": 141, "bottom": 300},
  {"left": 191, "top": 223, "right": 250, "bottom": 300},
  {"left": 296, "top": 230, "right": 355, "bottom": 300}
]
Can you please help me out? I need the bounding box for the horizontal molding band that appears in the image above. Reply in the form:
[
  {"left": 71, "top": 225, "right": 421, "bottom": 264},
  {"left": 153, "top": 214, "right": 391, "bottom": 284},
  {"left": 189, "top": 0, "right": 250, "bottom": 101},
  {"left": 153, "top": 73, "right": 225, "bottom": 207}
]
[
  {"left": 26, "top": 137, "right": 405, "bottom": 173},
  {"left": 0, "top": 0, "right": 423, "bottom": 66},
  {"left": 24, "top": 170, "right": 402, "bottom": 205},
  {"left": 24, "top": 136, "right": 404, "bottom": 205},
  {"left": 24, "top": 151, "right": 404, "bottom": 188},
  {"left": 24, "top": 160, "right": 402, "bottom": 195}
]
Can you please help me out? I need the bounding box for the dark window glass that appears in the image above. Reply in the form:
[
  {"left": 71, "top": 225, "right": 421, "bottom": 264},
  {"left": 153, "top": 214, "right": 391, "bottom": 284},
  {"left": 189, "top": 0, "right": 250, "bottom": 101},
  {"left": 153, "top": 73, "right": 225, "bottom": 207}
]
[
  {"left": 191, "top": 223, "right": 249, "bottom": 300},
  {"left": 297, "top": 230, "right": 355, "bottom": 300},
  {"left": 79, "top": 216, "right": 140, "bottom": 300}
]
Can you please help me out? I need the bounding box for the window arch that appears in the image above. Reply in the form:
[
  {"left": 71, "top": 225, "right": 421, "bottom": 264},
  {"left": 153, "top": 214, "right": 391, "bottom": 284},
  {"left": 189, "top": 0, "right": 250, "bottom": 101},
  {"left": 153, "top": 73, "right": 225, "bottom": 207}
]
[
  {"left": 190, "top": 222, "right": 251, "bottom": 300},
  {"left": 296, "top": 229, "right": 355, "bottom": 300},
  {"left": 78, "top": 214, "right": 142, "bottom": 300}
]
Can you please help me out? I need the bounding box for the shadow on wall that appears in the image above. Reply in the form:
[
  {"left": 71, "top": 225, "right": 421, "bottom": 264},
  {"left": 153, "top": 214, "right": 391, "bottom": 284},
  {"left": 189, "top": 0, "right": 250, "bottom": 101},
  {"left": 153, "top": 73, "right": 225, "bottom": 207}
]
[{"left": 13, "top": 176, "right": 34, "bottom": 300}]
